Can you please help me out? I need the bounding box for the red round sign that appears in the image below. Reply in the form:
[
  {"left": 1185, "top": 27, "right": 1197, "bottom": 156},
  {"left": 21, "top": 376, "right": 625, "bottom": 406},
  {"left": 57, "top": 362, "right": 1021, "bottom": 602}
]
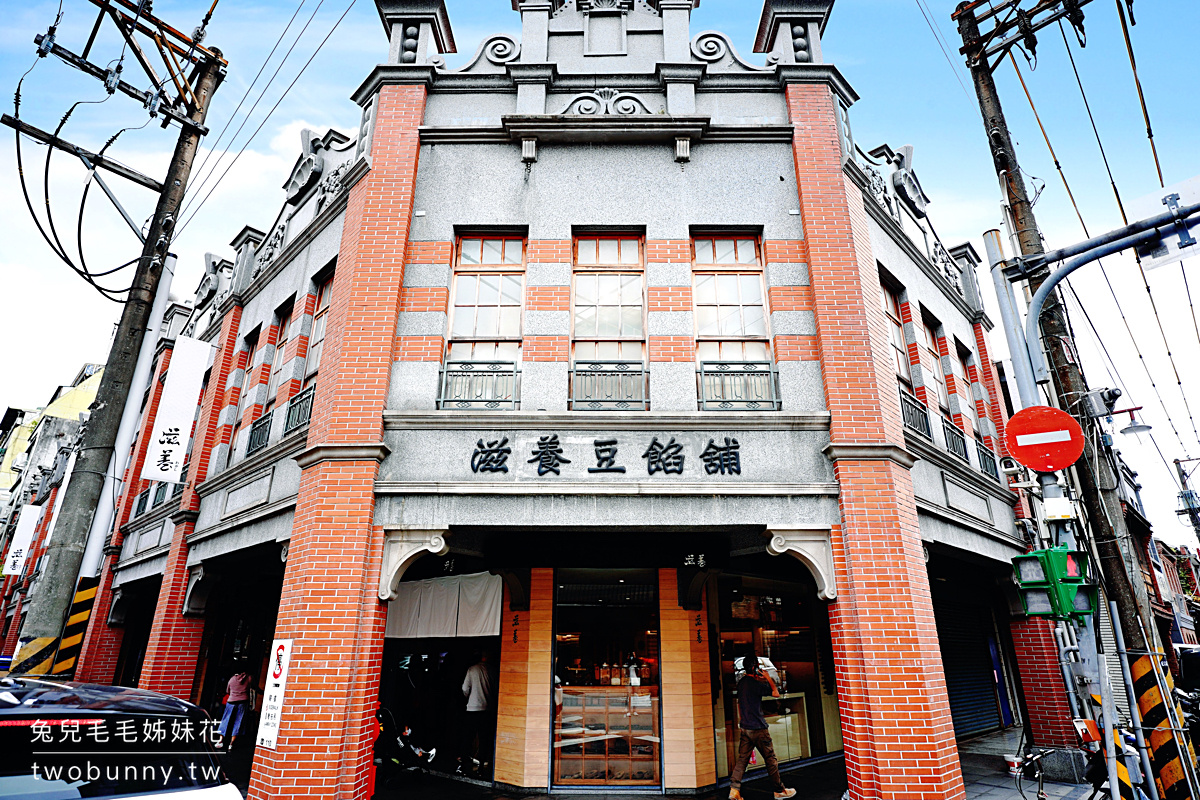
[{"left": 1003, "top": 406, "right": 1085, "bottom": 473}]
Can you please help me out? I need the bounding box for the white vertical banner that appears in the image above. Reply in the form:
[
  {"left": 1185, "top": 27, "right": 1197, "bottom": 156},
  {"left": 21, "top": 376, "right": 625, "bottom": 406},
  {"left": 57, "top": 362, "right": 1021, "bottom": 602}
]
[
  {"left": 44, "top": 451, "right": 76, "bottom": 547},
  {"left": 141, "top": 336, "right": 213, "bottom": 484},
  {"left": 256, "top": 639, "right": 293, "bottom": 750},
  {"left": 3, "top": 505, "right": 44, "bottom": 576}
]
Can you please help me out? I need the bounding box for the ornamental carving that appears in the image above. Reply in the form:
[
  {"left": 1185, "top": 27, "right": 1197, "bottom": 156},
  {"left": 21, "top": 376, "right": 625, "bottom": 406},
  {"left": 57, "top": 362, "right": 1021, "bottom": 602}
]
[
  {"left": 890, "top": 144, "right": 928, "bottom": 220},
  {"left": 690, "top": 31, "right": 728, "bottom": 62},
  {"left": 254, "top": 223, "right": 286, "bottom": 277},
  {"left": 564, "top": 87, "right": 651, "bottom": 116},
  {"left": 283, "top": 129, "right": 324, "bottom": 205},
  {"left": 483, "top": 34, "right": 521, "bottom": 65},
  {"left": 313, "top": 161, "right": 350, "bottom": 215}
]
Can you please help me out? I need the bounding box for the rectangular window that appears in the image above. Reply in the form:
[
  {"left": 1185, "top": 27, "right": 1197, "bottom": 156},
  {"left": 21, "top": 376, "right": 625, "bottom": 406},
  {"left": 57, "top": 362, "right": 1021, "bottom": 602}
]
[
  {"left": 921, "top": 321, "right": 950, "bottom": 410},
  {"left": 695, "top": 272, "right": 769, "bottom": 362},
  {"left": 573, "top": 273, "right": 644, "bottom": 361},
  {"left": 447, "top": 273, "right": 524, "bottom": 362},
  {"left": 880, "top": 285, "right": 912, "bottom": 386},
  {"left": 576, "top": 235, "right": 641, "bottom": 267},
  {"left": 266, "top": 311, "right": 292, "bottom": 403},
  {"left": 305, "top": 278, "right": 332, "bottom": 383},
  {"left": 458, "top": 236, "right": 523, "bottom": 267},
  {"left": 693, "top": 236, "right": 760, "bottom": 266}
]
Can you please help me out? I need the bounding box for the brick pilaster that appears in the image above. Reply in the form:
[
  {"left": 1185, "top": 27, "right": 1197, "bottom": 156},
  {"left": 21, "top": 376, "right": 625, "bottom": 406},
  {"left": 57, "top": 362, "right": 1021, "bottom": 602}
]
[
  {"left": 1010, "top": 619, "right": 1078, "bottom": 748},
  {"left": 246, "top": 83, "right": 427, "bottom": 800},
  {"left": 786, "top": 80, "right": 964, "bottom": 799},
  {"left": 134, "top": 306, "right": 242, "bottom": 696},
  {"left": 77, "top": 345, "right": 176, "bottom": 683}
]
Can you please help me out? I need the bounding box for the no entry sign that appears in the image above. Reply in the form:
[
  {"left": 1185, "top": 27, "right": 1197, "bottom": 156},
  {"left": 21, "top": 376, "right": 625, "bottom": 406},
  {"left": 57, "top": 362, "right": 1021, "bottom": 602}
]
[{"left": 1004, "top": 406, "right": 1086, "bottom": 473}]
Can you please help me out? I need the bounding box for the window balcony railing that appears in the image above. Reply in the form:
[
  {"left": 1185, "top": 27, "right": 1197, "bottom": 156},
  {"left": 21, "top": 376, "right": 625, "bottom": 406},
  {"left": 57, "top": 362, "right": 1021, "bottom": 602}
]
[
  {"left": 247, "top": 411, "right": 273, "bottom": 456},
  {"left": 133, "top": 489, "right": 149, "bottom": 518},
  {"left": 697, "top": 361, "right": 781, "bottom": 411},
  {"left": 570, "top": 361, "right": 649, "bottom": 411},
  {"left": 283, "top": 385, "right": 315, "bottom": 434},
  {"left": 976, "top": 441, "right": 1001, "bottom": 481},
  {"left": 438, "top": 361, "right": 520, "bottom": 410},
  {"left": 942, "top": 417, "right": 969, "bottom": 462},
  {"left": 900, "top": 391, "right": 932, "bottom": 439},
  {"left": 152, "top": 482, "right": 168, "bottom": 507}
]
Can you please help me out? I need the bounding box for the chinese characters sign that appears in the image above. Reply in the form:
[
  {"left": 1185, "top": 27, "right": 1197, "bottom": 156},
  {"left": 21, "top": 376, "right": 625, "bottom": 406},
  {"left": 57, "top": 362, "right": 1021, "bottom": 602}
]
[
  {"left": 469, "top": 435, "right": 742, "bottom": 478},
  {"left": 3, "top": 504, "right": 43, "bottom": 576},
  {"left": 255, "top": 638, "right": 293, "bottom": 750},
  {"left": 141, "top": 336, "right": 212, "bottom": 485}
]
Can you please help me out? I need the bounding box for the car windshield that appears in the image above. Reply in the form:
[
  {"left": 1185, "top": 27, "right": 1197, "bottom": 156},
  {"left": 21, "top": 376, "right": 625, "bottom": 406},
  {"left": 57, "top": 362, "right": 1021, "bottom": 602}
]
[{"left": 0, "top": 715, "right": 224, "bottom": 799}]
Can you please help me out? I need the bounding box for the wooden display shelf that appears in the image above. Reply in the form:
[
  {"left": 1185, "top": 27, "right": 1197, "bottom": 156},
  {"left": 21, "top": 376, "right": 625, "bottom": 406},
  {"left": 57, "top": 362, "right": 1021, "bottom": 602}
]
[{"left": 555, "top": 686, "right": 661, "bottom": 786}]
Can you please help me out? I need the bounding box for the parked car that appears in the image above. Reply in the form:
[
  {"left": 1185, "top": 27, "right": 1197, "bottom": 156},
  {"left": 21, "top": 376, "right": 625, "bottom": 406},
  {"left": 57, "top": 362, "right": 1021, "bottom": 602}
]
[{"left": 0, "top": 677, "right": 242, "bottom": 798}]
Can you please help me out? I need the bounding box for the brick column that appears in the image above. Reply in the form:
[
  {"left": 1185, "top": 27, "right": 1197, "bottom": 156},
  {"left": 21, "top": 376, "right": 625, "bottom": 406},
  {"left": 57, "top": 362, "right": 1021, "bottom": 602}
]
[
  {"left": 786, "top": 80, "right": 964, "bottom": 799},
  {"left": 246, "top": 83, "right": 427, "bottom": 800},
  {"left": 1010, "top": 619, "right": 1078, "bottom": 748},
  {"left": 659, "top": 569, "right": 716, "bottom": 790},
  {"left": 77, "top": 344, "right": 175, "bottom": 683},
  {"left": 495, "top": 569, "right": 554, "bottom": 790},
  {"left": 137, "top": 307, "right": 243, "bottom": 697}
]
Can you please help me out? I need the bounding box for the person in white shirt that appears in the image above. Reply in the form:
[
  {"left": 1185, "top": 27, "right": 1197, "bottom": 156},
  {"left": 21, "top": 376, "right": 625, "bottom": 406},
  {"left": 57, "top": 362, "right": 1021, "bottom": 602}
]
[{"left": 458, "top": 651, "right": 495, "bottom": 776}]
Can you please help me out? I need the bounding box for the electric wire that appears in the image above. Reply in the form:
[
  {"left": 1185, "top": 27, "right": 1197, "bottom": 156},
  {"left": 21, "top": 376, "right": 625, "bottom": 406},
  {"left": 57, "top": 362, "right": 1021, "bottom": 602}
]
[
  {"left": 178, "top": 0, "right": 326, "bottom": 223},
  {"left": 1113, "top": 0, "right": 1163, "bottom": 186},
  {"left": 1001, "top": 49, "right": 1191, "bottom": 493},
  {"left": 182, "top": 0, "right": 309, "bottom": 212},
  {"left": 12, "top": 80, "right": 128, "bottom": 302},
  {"left": 1104, "top": 7, "right": 1200, "bottom": 412},
  {"left": 911, "top": 0, "right": 973, "bottom": 101},
  {"left": 1007, "top": 46, "right": 1200, "bottom": 457},
  {"left": 76, "top": 118, "right": 152, "bottom": 282},
  {"left": 1058, "top": 18, "right": 1200, "bottom": 450},
  {"left": 174, "top": 0, "right": 358, "bottom": 239}
]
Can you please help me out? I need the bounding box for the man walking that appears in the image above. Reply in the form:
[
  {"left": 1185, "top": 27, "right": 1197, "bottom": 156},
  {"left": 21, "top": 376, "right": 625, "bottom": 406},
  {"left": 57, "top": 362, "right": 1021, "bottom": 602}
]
[{"left": 729, "top": 646, "right": 795, "bottom": 800}]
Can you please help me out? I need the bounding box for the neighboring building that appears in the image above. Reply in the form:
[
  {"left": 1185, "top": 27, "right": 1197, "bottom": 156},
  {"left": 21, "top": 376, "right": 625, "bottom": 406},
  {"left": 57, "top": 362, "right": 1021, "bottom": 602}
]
[
  {"left": 1158, "top": 543, "right": 1197, "bottom": 647},
  {"left": 0, "top": 365, "right": 103, "bottom": 659},
  {"left": 67, "top": 1, "right": 1091, "bottom": 797}
]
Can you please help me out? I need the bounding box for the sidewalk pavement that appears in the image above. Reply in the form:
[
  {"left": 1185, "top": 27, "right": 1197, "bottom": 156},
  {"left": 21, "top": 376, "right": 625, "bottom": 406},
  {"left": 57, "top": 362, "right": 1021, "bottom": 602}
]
[{"left": 369, "top": 750, "right": 1098, "bottom": 800}]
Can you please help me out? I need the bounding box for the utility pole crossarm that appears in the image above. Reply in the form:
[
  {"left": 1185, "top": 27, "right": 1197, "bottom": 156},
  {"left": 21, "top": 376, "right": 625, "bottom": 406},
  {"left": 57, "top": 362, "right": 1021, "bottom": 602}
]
[
  {"left": 32, "top": 36, "right": 209, "bottom": 134},
  {"left": 0, "top": 114, "right": 164, "bottom": 192}
]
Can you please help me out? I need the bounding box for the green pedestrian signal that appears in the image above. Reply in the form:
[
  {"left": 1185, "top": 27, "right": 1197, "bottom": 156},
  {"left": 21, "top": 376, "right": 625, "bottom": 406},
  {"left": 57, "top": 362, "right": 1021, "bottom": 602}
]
[{"left": 1011, "top": 547, "right": 1098, "bottom": 620}]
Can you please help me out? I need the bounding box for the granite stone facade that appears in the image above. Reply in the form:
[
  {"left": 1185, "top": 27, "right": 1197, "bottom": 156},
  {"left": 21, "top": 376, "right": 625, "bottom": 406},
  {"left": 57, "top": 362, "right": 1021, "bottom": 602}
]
[{"left": 58, "top": 2, "right": 1082, "bottom": 798}]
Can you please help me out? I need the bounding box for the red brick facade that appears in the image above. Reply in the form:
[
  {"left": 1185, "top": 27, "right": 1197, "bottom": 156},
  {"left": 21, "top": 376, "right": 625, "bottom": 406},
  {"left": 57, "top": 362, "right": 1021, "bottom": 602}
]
[
  {"left": 787, "top": 80, "right": 965, "bottom": 798},
  {"left": 245, "top": 83, "right": 428, "bottom": 800}
]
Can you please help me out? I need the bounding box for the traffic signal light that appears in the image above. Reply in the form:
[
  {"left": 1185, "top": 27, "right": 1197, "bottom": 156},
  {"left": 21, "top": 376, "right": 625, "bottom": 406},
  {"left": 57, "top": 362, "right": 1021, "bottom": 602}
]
[{"left": 1011, "top": 547, "right": 1098, "bottom": 619}]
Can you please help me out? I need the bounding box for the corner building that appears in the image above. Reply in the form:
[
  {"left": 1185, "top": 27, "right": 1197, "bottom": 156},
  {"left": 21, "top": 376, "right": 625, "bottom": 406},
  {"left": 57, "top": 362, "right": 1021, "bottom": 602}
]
[{"left": 70, "top": 0, "right": 1083, "bottom": 797}]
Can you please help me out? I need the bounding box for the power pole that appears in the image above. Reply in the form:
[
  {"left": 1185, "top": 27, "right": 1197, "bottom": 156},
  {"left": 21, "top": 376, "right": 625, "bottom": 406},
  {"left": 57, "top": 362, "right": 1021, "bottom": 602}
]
[
  {"left": 7, "top": 2, "right": 225, "bottom": 676},
  {"left": 954, "top": 0, "right": 1150, "bottom": 662},
  {"left": 1176, "top": 459, "right": 1200, "bottom": 543}
]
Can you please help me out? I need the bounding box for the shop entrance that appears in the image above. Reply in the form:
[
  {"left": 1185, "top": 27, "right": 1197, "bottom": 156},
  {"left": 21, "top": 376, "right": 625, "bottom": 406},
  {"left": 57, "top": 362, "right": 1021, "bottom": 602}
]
[
  {"left": 552, "top": 568, "right": 662, "bottom": 788},
  {"left": 378, "top": 556, "right": 504, "bottom": 781},
  {"left": 710, "top": 554, "right": 843, "bottom": 780},
  {"left": 112, "top": 578, "right": 161, "bottom": 687},
  {"left": 192, "top": 544, "right": 286, "bottom": 718}
]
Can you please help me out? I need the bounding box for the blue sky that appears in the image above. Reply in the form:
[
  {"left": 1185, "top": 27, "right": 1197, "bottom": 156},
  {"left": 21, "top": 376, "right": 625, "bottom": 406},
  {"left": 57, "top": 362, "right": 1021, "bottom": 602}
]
[{"left": 2, "top": 0, "right": 1198, "bottom": 542}]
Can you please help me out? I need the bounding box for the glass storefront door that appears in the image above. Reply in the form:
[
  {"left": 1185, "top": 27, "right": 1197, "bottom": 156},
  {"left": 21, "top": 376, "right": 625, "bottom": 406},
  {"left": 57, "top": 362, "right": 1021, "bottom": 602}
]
[
  {"left": 711, "top": 558, "right": 843, "bottom": 779},
  {"left": 553, "top": 568, "right": 661, "bottom": 787}
]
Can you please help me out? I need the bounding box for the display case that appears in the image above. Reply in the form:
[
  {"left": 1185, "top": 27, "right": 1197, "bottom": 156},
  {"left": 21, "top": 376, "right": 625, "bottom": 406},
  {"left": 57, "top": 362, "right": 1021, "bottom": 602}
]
[{"left": 554, "top": 686, "right": 660, "bottom": 785}]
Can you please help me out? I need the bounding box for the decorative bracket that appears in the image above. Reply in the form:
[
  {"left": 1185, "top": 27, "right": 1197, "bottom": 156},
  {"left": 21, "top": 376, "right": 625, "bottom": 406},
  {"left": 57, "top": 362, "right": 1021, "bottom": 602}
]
[
  {"left": 378, "top": 528, "right": 450, "bottom": 601},
  {"left": 766, "top": 525, "right": 837, "bottom": 600},
  {"left": 182, "top": 566, "right": 214, "bottom": 617}
]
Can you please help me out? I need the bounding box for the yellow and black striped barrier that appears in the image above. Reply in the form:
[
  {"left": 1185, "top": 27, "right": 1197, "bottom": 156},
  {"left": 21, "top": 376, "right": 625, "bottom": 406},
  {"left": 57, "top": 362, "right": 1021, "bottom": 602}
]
[
  {"left": 4, "top": 577, "right": 99, "bottom": 679},
  {"left": 50, "top": 576, "right": 100, "bottom": 678},
  {"left": 1132, "top": 654, "right": 1197, "bottom": 800}
]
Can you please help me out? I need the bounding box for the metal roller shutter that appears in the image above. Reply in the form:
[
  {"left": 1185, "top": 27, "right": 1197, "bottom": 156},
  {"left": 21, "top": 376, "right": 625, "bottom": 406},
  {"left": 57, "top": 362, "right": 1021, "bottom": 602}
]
[{"left": 933, "top": 596, "right": 1003, "bottom": 738}]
